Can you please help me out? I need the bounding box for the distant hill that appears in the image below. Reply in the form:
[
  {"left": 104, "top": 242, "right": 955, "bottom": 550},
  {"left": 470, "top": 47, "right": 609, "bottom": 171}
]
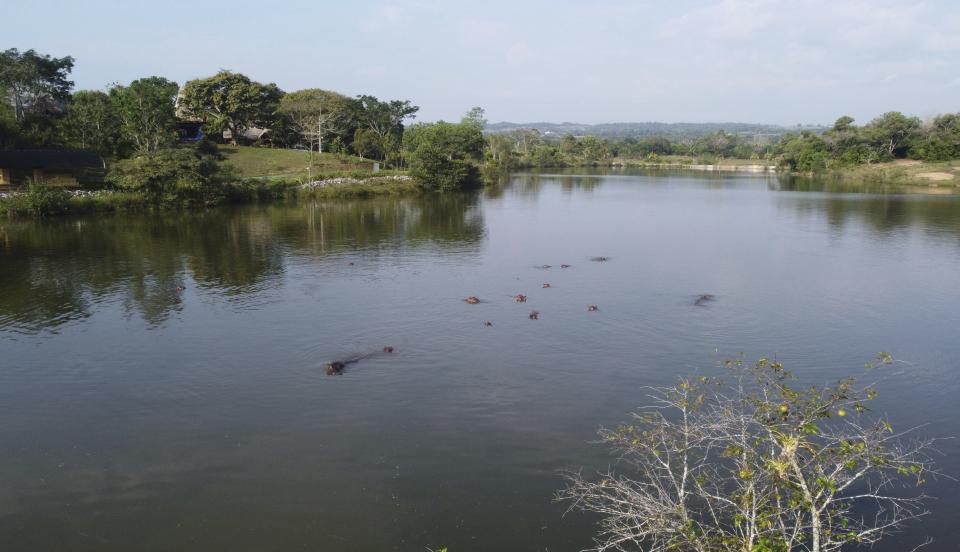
[{"left": 485, "top": 121, "right": 825, "bottom": 140}]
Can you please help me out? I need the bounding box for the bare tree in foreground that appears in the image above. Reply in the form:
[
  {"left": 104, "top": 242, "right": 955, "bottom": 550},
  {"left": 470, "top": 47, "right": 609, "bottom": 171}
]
[{"left": 559, "top": 355, "right": 944, "bottom": 552}]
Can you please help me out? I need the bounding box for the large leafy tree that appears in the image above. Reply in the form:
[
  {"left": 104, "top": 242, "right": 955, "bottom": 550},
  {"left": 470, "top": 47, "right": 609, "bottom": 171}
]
[
  {"left": 110, "top": 77, "right": 179, "bottom": 154},
  {"left": 59, "top": 90, "right": 121, "bottom": 155},
  {"left": 0, "top": 48, "right": 74, "bottom": 122},
  {"left": 912, "top": 113, "right": 960, "bottom": 161},
  {"left": 277, "top": 88, "right": 359, "bottom": 153},
  {"left": 352, "top": 128, "right": 381, "bottom": 160},
  {"left": 179, "top": 71, "right": 283, "bottom": 144},
  {"left": 775, "top": 132, "right": 831, "bottom": 172},
  {"left": 404, "top": 110, "right": 484, "bottom": 191},
  {"left": 356, "top": 95, "right": 419, "bottom": 162},
  {"left": 864, "top": 111, "right": 921, "bottom": 159}
]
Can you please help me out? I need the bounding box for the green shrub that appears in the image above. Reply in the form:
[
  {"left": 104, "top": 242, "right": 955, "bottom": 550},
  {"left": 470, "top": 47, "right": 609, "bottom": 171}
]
[
  {"left": 107, "top": 147, "right": 236, "bottom": 206},
  {"left": 24, "top": 182, "right": 72, "bottom": 216},
  {"left": 403, "top": 120, "right": 483, "bottom": 191}
]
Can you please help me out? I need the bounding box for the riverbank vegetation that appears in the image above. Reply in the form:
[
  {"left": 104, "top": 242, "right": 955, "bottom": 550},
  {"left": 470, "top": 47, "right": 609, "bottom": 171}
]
[
  {"left": 484, "top": 113, "right": 960, "bottom": 186},
  {"left": 2, "top": 47, "right": 959, "bottom": 218},
  {"left": 0, "top": 47, "right": 471, "bottom": 216}
]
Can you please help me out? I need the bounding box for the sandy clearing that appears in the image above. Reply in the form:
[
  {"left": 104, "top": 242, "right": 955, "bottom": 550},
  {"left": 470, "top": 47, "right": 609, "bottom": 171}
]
[{"left": 916, "top": 172, "right": 955, "bottom": 181}]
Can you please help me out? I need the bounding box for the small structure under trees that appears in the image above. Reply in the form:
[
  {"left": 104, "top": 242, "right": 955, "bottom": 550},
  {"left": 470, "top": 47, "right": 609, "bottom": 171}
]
[{"left": 0, "top": 149, "right": 103, "bottom": 188}]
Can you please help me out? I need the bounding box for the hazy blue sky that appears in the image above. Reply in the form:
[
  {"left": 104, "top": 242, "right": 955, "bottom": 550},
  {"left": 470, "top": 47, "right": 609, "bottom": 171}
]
[{"left": 7, "top": 0, "right": 959, "bottom": 125}]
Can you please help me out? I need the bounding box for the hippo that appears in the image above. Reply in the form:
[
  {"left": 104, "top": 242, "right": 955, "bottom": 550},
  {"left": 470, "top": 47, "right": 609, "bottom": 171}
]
[
  {"left": 325, "top": 361, "right": 347, "bottom": 375},
  {"left": 694, "top": 294, "right": 716, "bottom": 306},
  {"left": 325, "top": 347, "right": 395, "bottom": 376}
]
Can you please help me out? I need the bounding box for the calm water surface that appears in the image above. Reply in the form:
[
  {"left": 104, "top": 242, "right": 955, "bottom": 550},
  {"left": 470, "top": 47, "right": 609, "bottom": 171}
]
[{"left": 2, "top": 170, "right": 960, "bottom": 551}]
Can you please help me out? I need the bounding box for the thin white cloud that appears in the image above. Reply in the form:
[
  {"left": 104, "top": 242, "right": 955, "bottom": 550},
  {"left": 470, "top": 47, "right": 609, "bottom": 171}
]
[{"left": 505, "top": 42, "right": 535, "bottom": 66}]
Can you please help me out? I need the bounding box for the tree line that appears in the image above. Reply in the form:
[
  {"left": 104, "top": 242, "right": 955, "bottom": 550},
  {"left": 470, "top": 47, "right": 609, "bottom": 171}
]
[
  {"left": 485, "top": 112, "right": 960, "bottom": 171},
  {"left": 775, "top": 112, "right": 960, "bottom": 172},
  {"left": 485, "top": 129, "right": 775, "bottom": 168},
  {"left": 4, "top": 46, "right": 957, "bottom": 201},
  {"left": 0, "top": 48, "right": 420, "bottom": 162},
  {"left": 1, "top": 47, "right": 486, "bottom": 202}
]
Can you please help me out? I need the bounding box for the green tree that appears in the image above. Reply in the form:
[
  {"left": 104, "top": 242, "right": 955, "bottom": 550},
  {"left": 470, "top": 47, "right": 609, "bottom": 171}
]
[
  {"left": 578, "top": 135, "right": 610, "bottom": 162},
  {"left": 179, "top": 71, "right": 284, "bottom": 144},
  {"left": 352, "top": 128, "right": 381, "bottom": 160},
  {"left": 832, "top": 115, "right": 855, "bottom": 132},
  {"left": 356, "top": 95, "right": 419, "bottom": 162},
  {"left": 107, "top": 146, "right": 235, "bottom": 205},
  {"left": 560, "top": 355, "right": 939, "bottom": 552},
  {"left": 461, "top": 106, "right": 486, "bottom": 131},
  {"left": 911, "top": 113, "right": 960, "bottom": 161},
  {"left": 484, "top": 133, "right": 516, "bottom": 167},
  {"left": 0, "top": 48, "right": 74, "bottom": 122},
  {"left": 59, "top": 90, "right": 120, "bottom": 155},
  {"left": 278, "top": 88, "right": 360, "bottom": 165},
  {"left": 863, "top": 111, "right": 921, "bottom": 159},
  {"left": 775, "top": 132, "right": 830, "bottom": 172},
  {"left": 559, "top": 134, "right": 580, "bottom": 155},
  {"left": 110, "top": 77, "right": 179, "bottom": 154},
  {"left": 404, "top": 114, "right": 484, "bottom": 191},
  {"left": 508, "top": 128, "right": 543, "bottom": 156}
]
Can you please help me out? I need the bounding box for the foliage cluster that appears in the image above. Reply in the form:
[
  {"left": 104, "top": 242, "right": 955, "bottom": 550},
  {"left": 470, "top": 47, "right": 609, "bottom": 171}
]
[
  {"left": 1, "top": 49, "right": 421, "bottom": 168},
  {"left": 106, "top": 145, "right": 237, "bottom": 206},
  {"left": 774, "top": 112, "right": 960, "bottom": 172},
  {"left": 485, "top": 129, "right": 771, "bottom": 169},
  {"left": 403, "top": 108, "right": 485, "bottom": 191},
  {"left": 560, "top": 355, "right": 940, "bottom": 552}
]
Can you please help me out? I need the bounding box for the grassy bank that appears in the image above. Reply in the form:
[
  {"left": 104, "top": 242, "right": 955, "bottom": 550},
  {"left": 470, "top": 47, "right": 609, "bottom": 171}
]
[
  {"left": 220, "top": 145, "right": 375, "bottom": 179},
  {"left": 812, "top": 159, "right": 960, "bottom": 187},
  {"left": 0, "top": 174, "right": 421, "bottom": 218},
  {"left": 0, "top": 143, "right": 420, "bottom": 218},
  {"left": 617, "top": 156, "right": 959, "bottom": 186}
]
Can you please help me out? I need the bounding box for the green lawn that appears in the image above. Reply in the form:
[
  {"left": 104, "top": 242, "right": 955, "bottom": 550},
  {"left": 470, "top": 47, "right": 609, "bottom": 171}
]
[{"left": 219, "top": 146, "right": 376, "bottom": 179}]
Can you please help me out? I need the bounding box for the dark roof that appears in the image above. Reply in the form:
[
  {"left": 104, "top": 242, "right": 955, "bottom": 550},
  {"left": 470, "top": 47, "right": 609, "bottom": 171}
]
[{"left": 0, "top": 150, "right": 104, "bottom": 171}]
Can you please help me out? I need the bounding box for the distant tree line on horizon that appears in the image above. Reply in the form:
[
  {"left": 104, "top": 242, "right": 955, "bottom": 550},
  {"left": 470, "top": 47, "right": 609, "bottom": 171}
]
[{"left": 483, "top": 111, "right": 960, "bottom": 171}]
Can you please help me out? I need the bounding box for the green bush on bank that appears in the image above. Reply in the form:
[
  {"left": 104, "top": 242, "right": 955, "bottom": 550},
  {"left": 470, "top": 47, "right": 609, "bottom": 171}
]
[
  {"left": 403, "top": 113, "right": 485, "bottom": 192},
  {"left": 21, "top": 182, "right": 72, "bottom": 216},
  {"left": 299, "top": 178, "right": 420, "bottom": 199},
  {"left": 107, "top": 146, "right": 237, "bottom": 206}
]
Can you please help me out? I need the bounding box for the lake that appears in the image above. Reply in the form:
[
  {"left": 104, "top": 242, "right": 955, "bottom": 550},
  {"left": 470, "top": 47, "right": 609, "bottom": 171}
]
[{"left": 2, "top": 170, "right": 959, "bottom": 551}]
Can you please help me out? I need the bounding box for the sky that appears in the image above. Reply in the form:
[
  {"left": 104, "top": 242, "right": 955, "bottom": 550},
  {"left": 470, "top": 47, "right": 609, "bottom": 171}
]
[{"left": 6, "top": 0, "right": 960, "bottom": 126}]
